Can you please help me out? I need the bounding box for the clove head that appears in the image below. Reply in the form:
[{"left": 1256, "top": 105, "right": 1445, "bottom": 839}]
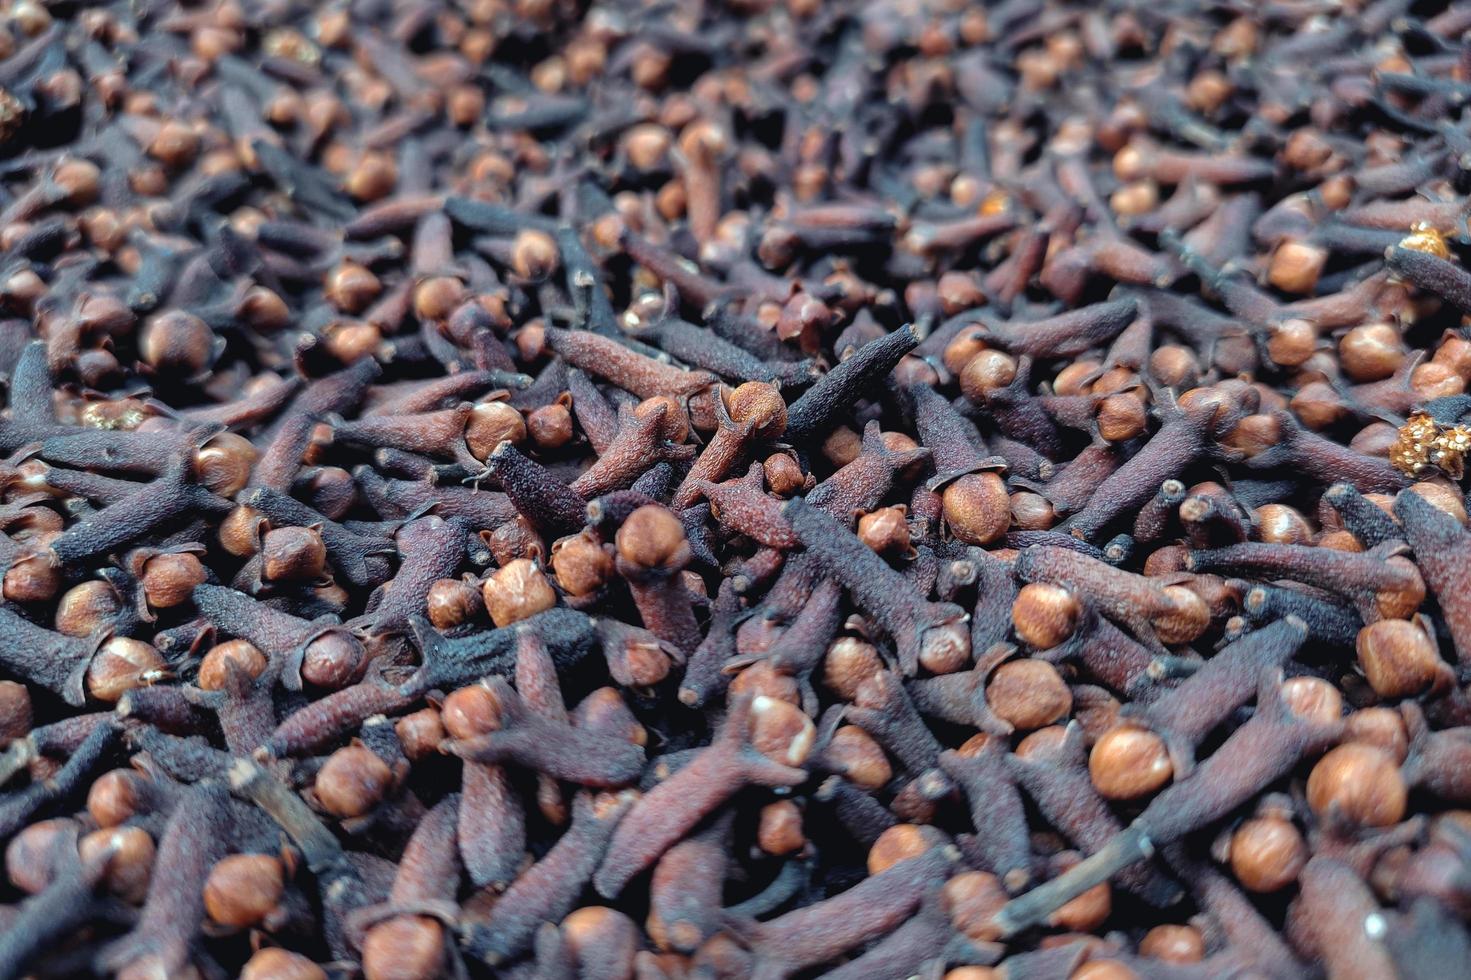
[
  {"left": 1228, "top": 815, "right": 1307, "bottom": 893},
  {"left": 196, "top": 640, "right": 268, "bottom": 691},
  {"left": 1011, "top": 583, "right": 1081, "bottom": 650},
  {"left": 481, "top": 559, "right": 556, "bottom": 627},
  {"left": 1307, "top": 743, "right": 1407, "bottom": 828},
  {"left": 1089, "top": 725, "right": 1172, "bottom": 800},
  {"left": 361, "top": 916, "right": 446, "bottom": 980},
  {"left": 725, "top": 381, "right": 787, "bottom": 440},
  {"left": 299, "top": 630, "right": 367, "bottom": 690},
  {"left": 203, "top": 854, "right": 286, "bottom": 928},
  {"left": 314, "top": 744, "right": 393, "bottom": 819},
  {"left": 86, "top": 638, "right": 167, "bottom": 702},
  {"left": 261, "top": 527, "right": 328, "bottom": 583},
  {"left": 1356, "top": 619, "right": 1447, "bottom": 698},
  {"left": 241, "top": 948, "right": 327, "bottom": 980},
  {"left": 615, "top": 505, "right": 690, "bottom": 574},
  {"left": 987, "top": 659, "right": 1071, "bottom": 731},
  {"left": 424, "top": 577, "right": 484, "bottom": 630}
]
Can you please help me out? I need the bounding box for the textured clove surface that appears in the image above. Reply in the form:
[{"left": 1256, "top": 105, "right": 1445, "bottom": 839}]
[{"left": 3, "top": 1, "right": 1471, "bottom": 978}]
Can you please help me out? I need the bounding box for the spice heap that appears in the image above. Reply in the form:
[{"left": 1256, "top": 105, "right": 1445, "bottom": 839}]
[{"left": 5, "top": 0, "right": 1471, "bottom": 977}]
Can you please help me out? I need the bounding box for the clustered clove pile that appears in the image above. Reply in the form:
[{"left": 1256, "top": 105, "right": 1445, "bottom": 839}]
[{"left": 5, "top": 0, "right": 1471, "bottom": 977}]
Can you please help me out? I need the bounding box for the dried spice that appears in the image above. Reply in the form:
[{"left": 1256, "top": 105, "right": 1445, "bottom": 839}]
[
  {"left": 1391, "top": 411, "right": 1471, "bottom": 480},
  {"left": 2, "top": 1, "right": 1471, "bottom": 978}
]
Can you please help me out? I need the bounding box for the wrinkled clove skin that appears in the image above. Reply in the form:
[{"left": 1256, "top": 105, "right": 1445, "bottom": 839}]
[
  {"left": 785, "top": 327, "right": 918, "bottom": 444},
  {"left": 1016, "top": 545, "right": 1207, "bottom": 650},
  {"left": 239, "top": 487, "right": 395, "bottom": 588},
  {"left": 0, "top": 605, "right": 106, "bottom": 706},
  {"left": 352, "top": 794, "right": 461, "bottom": 980},
  {"left": 350, "top": 515, "right": 466, "bottom": 638},
  {"left": 678, "top": 579, "right": 745, "bottom": 709},
  {"left": 459, "top": 756, "right": 524, "bottom": 894},
  {"left": 1000, "top": 723, "right": 1180, "bottom": 909},
  {"left": 464, "top": 790, "right": 637, "bottom": 966},
  {"left": 1249, "top": 412, "right": 1409, "bottom": 494},
  {"left": 1025, "top": 443, "right": 1122, "bottom": 519},
  {"left": 1291, "top": 856, "right": 1398, "bottom": 980},
  {"left": 99, "top": 781, "right": 231, "bottom": 978},
  {"left": 971, "top": 551, "right": 1020, "bottom": 654},
  {"left": 263, "top": 665, "right": 416, "bottom": 758},
  {"left": 544, "top": 326, "right": 718, "bottom": 401},
  {"left": 444, "top": 678, "right": 645, "bottom": 787},
  {"left": 192, "top": 583, "right": 364, "bottom": 692},
  {"left": 939, "top": 740, "right": 1035, "bottom": 893},
  {"left": 979, "top": 298, "right": 1140, "bottom": 359},
  {"left": 647, "top": 809, "right": 731, "bottom": 953},
  {"left": 1186, "top": 541, "right": 1424, "bottom": 622},
  {"left": 486, "top": 441, "right": 589, "bottom": 536},
  {"left": 806, "top": 419, "right": 931, "bottom": 522},
  {"left": 1242, "top": 582, "right": 1361, "bottom": 648},
  {"left": 1323, "top": 482, "right": 1403, "bottom": 550},
  {"left": 785, "top": 499, "right": 969, "bottom": 675},
  {"left": 1064, "top": 398, "right": 1218, "bottom": 541},
  {"left": 355, "top": 466, "right": 515, "bottom": 535},
  {"left": 847, "top": 669, "right": 950, "bottom": 787},
  {"left": 740, "top": 839, "right": 958, "bottom": 977},
  {"left": 694, "top": 463, "right": 798, "bottom": 549},
  {"left": 1124, "top": 616, "right": 1309, "bottom": 775},
  {"left": 569, "top": 400, "right": 697, "bottom": 500},
  {"left": 594, "top": 697, "right": 807, "bottom": 897},
  {"left": 995, "top": 672, "right": 1342, "bottom": 936},
  {"left": 614, "top": 504, "right": 704, "bottom": 655},
  {"left": 1386, "top": 245, "right": 1471, "bottom": 313},
  {"left": 629, "top": 316, "right": 814, "bottom": 388},
  {"left": 251, "top": 359, "right": 381, "bottom": 492},
  {"left": 672, "top": 381, "right": 788, "bottom": 510},
  {"left": 48, "top": 459, "right": 230, "bottom": 566},
  {"left": 905, "top": 380, "right": 1000, "bottom": 485},
  {"left": 402, "top": 608, "right": 599, "bottom": 695},
  {"left": 1395, "top": 489, "right": 1471, "bottom": 667},
  {"left": 1052, "top": 609, "right": 1161, "bottom": 700}
]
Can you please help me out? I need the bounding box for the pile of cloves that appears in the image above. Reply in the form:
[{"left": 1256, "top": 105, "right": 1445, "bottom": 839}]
[{"left": 6, "top": 0, "right": 1471, "bottom": 977}]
